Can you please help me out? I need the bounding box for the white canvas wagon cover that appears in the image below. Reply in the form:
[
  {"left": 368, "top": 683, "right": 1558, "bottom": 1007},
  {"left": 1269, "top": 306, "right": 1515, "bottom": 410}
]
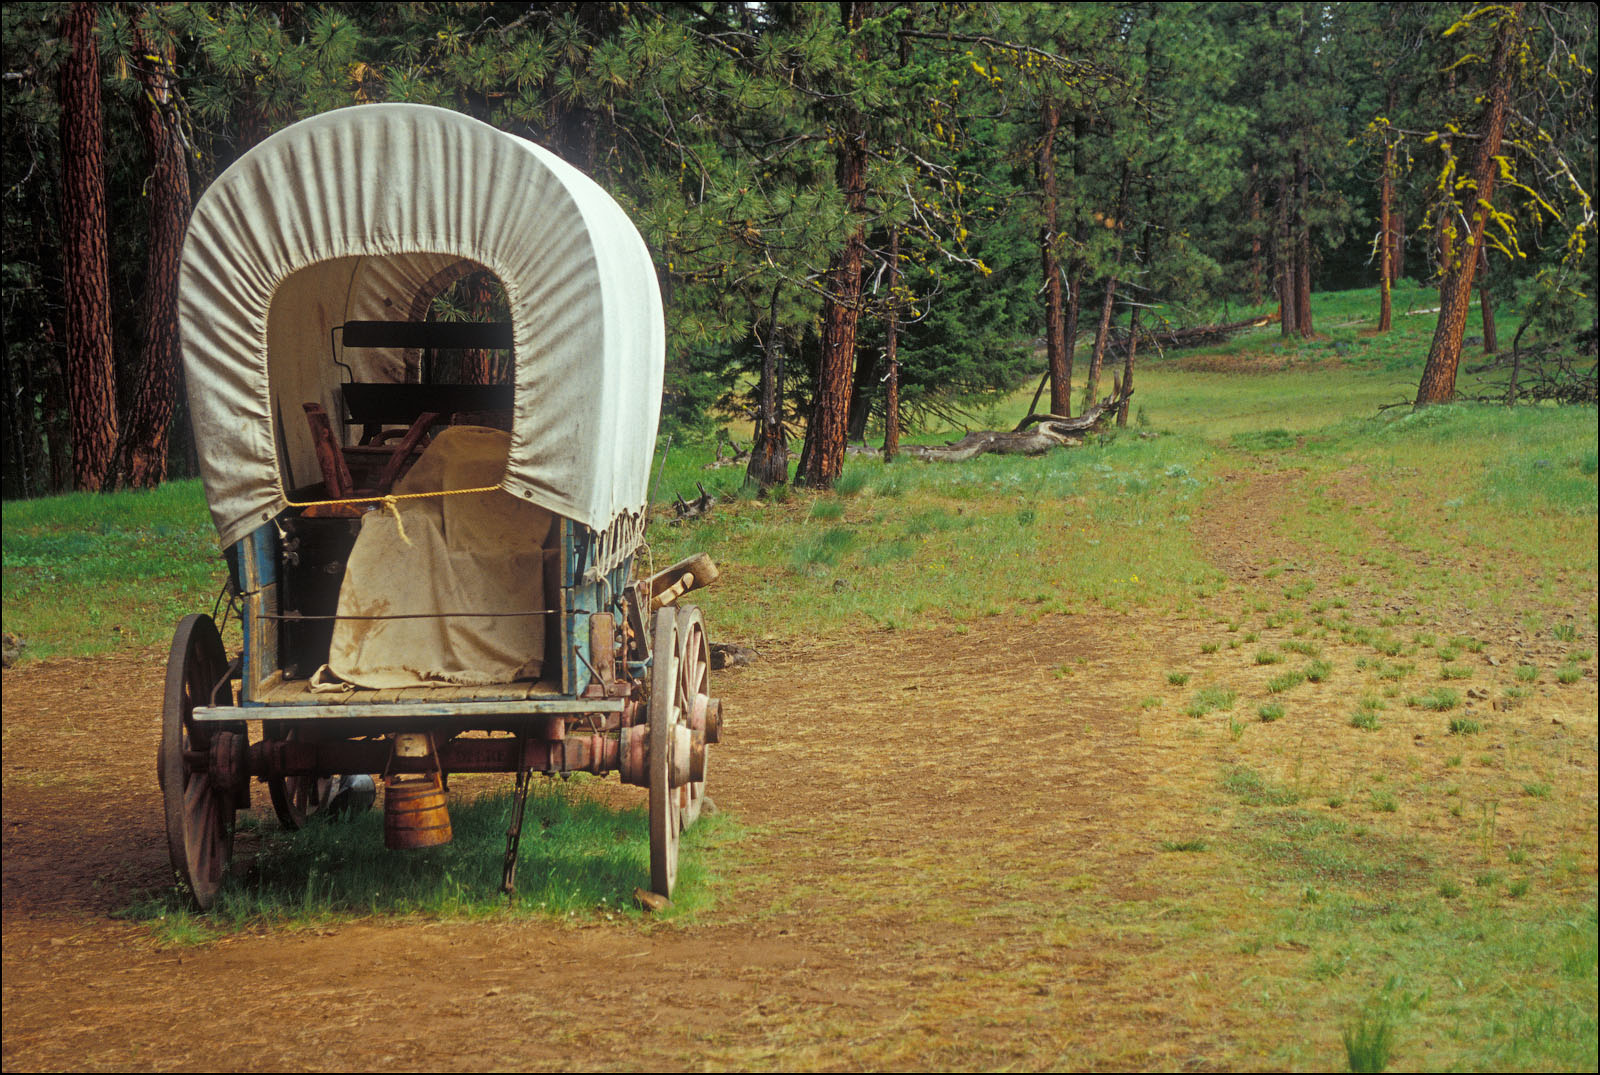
[{"left": 179, "top": 103, "right": 664, "bottom": 551}]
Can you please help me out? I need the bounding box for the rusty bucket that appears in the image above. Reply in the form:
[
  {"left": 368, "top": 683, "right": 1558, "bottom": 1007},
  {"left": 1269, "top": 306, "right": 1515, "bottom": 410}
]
[{"left": 383, "top": 773, "right": 453, "bottom": 850}]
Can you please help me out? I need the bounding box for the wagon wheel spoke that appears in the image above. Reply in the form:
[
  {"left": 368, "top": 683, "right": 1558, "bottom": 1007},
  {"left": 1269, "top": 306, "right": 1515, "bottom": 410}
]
[
  {"left": 159, "top": 614, "right": 238, "bottom": 911},
  {"left": 265, "top": 723, "right": 330, "bottom": 831},
  {"left": 647, "top": 608, "right": 681, "bottom": 898},
  {"left": 674, "top": 606, "right": 711, "bottom": 832}
]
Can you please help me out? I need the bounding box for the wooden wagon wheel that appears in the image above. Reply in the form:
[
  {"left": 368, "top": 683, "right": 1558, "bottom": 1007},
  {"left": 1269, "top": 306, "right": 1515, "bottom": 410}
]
[
  {"left": 647, "top": 607, "right": 682, "bottom": 897},
  {"left": 157, "top": 614, "right": 239, "bottom": 910},
  {"left": 674, "top": 605, "right": 711, "bottom": 832},
  {"left": 264, "top": 724, "right": 330, "bottom": 831}
]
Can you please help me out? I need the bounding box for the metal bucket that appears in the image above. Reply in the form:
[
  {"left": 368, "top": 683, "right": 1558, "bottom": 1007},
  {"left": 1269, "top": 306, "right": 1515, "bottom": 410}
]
[{"left": 383, "top": 774, "right": 452, "bottom": 850}]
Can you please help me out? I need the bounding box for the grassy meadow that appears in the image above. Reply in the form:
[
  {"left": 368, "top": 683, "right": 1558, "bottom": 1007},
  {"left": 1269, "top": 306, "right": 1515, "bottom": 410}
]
[{"left": 3, "top": 281, "right": 1596, "bottom": 1069}]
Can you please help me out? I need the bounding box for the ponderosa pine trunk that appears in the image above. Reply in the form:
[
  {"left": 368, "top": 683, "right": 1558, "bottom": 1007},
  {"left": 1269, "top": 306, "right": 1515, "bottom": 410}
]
[
  {"left": 883, "top": 228, "right": 900, "bottom": 461},
  {"left": 1117, "top": 300, "right": 1139, "bottom": 428},
  {"left": 801, "top": 2, "right": 867, "bottom": 489},
  {"left": 1295, "top": 149, "right": 1313, "bottom": 338},
  {"left": 1249, "top": 162, "right": 1265, "bottom": 306},
  {"left": 1060, "top": 114, "right": 1090, "bottom": 415},
  {"left": 59, "top": 1, "right": 118, "bottom": 492},
  {"left": 1478, "top": 248, "right": 1497, "bottom": 353},
  {"left": 1277, "top": 170, "right": 1297, "bottom": 337},
  {"left": 1378, "top": 88, "right": 1396, "bottom": 333},
  {"left": 747, "top": 285, "right": 789, "bottom": 489},
  {"left": 1038, "top": 93, "right": 1069, "bottom": 417},
  {"left": 1082, "top": 163, "right": 1130, "bottom": 410},
  {"left": 1416, "top": 2, "right": 1522, "bottom": 408},
  {"left": 117, "top": 26, "right": 192, "bottom": 488}
]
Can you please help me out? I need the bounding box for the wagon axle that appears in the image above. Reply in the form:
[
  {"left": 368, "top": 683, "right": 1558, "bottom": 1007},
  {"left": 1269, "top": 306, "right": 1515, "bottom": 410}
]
[{"left": 184, "top": 707, "right": 720, "bottom": 799}]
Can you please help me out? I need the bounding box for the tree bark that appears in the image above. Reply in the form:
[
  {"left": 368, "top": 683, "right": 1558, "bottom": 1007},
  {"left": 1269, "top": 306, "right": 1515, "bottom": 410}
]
[
  {"left": 845, "top": 342, "right": 878, "bottom": 443},
  {"left": 1249, "top": 161, "right": 1264, "bottom": 306},
  {"left": 1082, "top": 163, "right": 1130, "bottom": 410},
  {"left": 747, "top": 285, "right": 789, "bottom": 488},
  {"left": 1294, "top": 149, "right": 1313, "bottom": 337},
  {"left": 1117, "top": 299, "right": 1139, "bottom": 428},
  {"left": 1415, "top": 3, "right": 1522, "bottom": 408},
  {"left": 1478, "top": 247, "right": 1497, "bottom": 353},
  {"left": 1060, "top": 114, "right": 1089, "bottom": 414},
  {"left": 58, "top": 1, "right": 118, "bottom": 492},
  {"left": 1038, "top": 93, "right": 1069, "bottom": 417},
  {"left": 801, "top": 1, "right": 868, "bottom": 489},
  {"left": 117, "top": 25, "right": 192, "bottom": 488},
  {"left": 1277, "top": 169, "right": 1297, "bottom": 337},
  {"left": 883, "top": 228, "right": 900, "bottom": 461},
  {"left": 1378, "top": 88, "right": 1396, "bottom": 333}
]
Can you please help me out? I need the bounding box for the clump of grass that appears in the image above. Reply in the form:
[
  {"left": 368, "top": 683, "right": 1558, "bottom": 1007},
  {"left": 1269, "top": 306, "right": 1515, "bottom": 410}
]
[
  {"left": 1375, "top": 661, "right": 1414, "bottom": 681},
  {"left": 1551, "top": 622, "right": 1577, "bottom": 643},
  {"left": 1374, "top": 634, "right": 1404, "bottom": 657},
  {"left": 1439, "top": 664, "right": 1473, "bottom": 680},
  {"left": 1507, "top": 878, "right": 1532, "bottom": 898},
  {"left": 1555, "top": 664, "right": 1582, "bottom": 685},
  {"left": 1370, "top": 790, "right": 1398, "bottom": 813},
  {"left": 1305, "top": 659, "right": 1333, "bottom": 683},
  {"left": 1343, "top": 1007, "right": 1397, "bottom": 1073},
  {"left": 1255, "top": 649, "right": 1284, "bottom": 665},
  {"left": 1139, "top": 696, "right": 1163, "bottom": 709},
  {"left": 1409, "top": 687, "right": 1461, "bottom": 711},
  {"left": 1167, "top": 671, "right": 1191, "bottom": 686},
  {"left": 1281, "top": 640, "right": 1321, "bottom": 657},
  {"left": 833, "top": 468, "right": 869, "bottom": 497},
  {"left": 1159, "top": 838, "right": 1209, "bottom": 852},
  {"left": 1258, "top": 701, "right": 1285, "bottom": 722},
  {"left": 1186, "top": 685, "right": 1238, "bottom": 717},
  {"left": 1522, "top": 782, "right": 1552, "bottom": 799},
  {"left": 1267, "top": 669, "right": 1307, "bottom": 694},
  {"left": 1350, "top": 705, "right": 1382, "bottom": 731},
  {"left": 1437, "top": 879, "right": 1462, "bottom": 898},
  {"left": 1448, "top": 716, "right": 1482, "bottom": 735},
  {"left": 808, "top": 498, "right": 845, "bottom": 521},
  {"left": 1515, "top": 664, "right": 1539, "bottom": 682},
  {"left": 1200, "top": 641, "right": 1220, "bottom": 654}
]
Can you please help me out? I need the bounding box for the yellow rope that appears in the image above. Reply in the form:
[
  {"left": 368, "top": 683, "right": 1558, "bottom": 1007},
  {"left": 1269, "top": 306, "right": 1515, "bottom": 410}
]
[
  {"left": 283, "top": 484, "right": 504, "bottom": 548},
  {"left": 283, "top": 483, "right": 503, "bottom": 509}
]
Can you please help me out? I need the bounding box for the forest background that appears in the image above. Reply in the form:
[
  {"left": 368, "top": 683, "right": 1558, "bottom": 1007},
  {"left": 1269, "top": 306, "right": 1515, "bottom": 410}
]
[{"left": 2, "top": 0, "right": 1595, "bottom": 500}]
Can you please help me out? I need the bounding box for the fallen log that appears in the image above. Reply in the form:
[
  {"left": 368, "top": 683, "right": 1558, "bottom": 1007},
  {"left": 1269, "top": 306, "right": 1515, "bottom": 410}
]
[
  {"left": 903, "top": 389, "right": 1129, "bottom": 462},
  {"left": 1013, "top": 390, "right": 1127, "bottom": 433},
  {"left": 1106, "top": 312, "right": 1278, "bottom": 358}
]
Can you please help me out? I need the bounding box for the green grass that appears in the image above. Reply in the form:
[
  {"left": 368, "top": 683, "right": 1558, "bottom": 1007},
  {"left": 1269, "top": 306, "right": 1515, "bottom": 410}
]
[
  {"left": 122, "top": 782, "right": 741, "bottom": 939},
  {"left": 1267, "top": 669, "right": 1307, "bottom": 694},
  {"left": 1187, "top": 685, "right": 1239, "bottom": 717},
  {"left": 1258, "top": 701, "right": 1286, "bottom": 722},
  {"left": 2, "top": 480, "right": 228, "bottom": 659},
  {"left": 1410, "top": 687, "right": 1462, "bottom": 712}
]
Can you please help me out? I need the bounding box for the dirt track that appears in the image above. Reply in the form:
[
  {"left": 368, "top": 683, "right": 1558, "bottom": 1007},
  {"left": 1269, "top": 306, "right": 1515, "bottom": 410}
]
[{"left": 4, "top": 469, "right": 1596, "bottom": 1071}]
